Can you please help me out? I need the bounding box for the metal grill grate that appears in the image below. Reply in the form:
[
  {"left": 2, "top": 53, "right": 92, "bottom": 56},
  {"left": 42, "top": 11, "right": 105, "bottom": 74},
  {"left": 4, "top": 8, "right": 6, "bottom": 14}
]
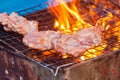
[
  {"left": 23, "top": 9, "right": 55, "bottom": 31},
  {"left": 0, "top": 1, "right": 120, "bottom": 76},
  {"left": 0, "top": 27, "right": 77, "bottom": 76},
  {"left": 23, "top": 49, "right": 77, "bottom": 75},
  {"left": 0, "top": 27, "right": 29, "bottom": 52}
]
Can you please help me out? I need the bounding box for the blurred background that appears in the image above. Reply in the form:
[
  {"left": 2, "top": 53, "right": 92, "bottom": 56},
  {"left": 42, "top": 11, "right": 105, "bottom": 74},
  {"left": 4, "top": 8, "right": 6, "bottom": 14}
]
[{"left": 0, "top": 0, "right": 48, "bottom": 14}]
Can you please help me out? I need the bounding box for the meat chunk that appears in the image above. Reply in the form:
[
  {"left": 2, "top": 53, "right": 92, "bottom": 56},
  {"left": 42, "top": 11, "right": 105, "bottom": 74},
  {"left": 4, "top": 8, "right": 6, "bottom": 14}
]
[
  {"left": 0, "top": 12, "right": 103, "bottom": 57},
  {"left": 54, "top": 26, "right": 102, "bottom": 56},
  {"left": 73, "top": 26, "right": 102, "bottom": 47},
  {"left": 23, "top": 26, "right": 102, "bottom": 57},
  {"left": 23, "top": 30, "right": 61, "bottom": 50},
  {"left": 0, "top": 12, "right": 10, "bottom": 25},
  {"left": 0, "top": 12, "right": 39, "bottom": 35},
  {"left": 0, "top": 12, "right": 15, "bottom": 31},
  {"left": 53, "top": 34, "right": 86, "bottom": 56},
  {"left": 9, "top": 12, "right": 39, "bottom": 35}
]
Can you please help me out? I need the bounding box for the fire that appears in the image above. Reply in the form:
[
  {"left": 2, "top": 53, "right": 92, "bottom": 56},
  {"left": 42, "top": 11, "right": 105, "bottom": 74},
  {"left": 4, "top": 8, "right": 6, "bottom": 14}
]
[
  {"left": 48, "top": 0, "right": 120, "bottom": 61},
  {"left": 95, "top": 13, "right": 113, "bottom": 30},
  {"left": 48, "top": 0, "right": 92, "bottom": 34},
  {"left": 80, "top": 13, "right": 120, "bottom": 61}
]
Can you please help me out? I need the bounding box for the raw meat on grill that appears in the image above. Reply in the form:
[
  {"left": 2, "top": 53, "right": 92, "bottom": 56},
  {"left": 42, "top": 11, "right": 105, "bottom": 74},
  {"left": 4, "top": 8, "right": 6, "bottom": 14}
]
[
  {"left": 54, "top": 26, "right": 102, "bottom": 56},
  {"left": 73, "top": 26, "right": 102, "bottom": 47},
  {"left": 53, "top": 34, "right": 86, "bottom": 56},
  {"left": 0, "top": 12, "right": 15, "bottom": 31},
  {"left": 23, "top": 30, "right": 61, "bottom": 51},
  {"left": 23, "top": 26, "right": 103, "bottom": 57},
  {"left": 0, "top": 12, "right": 10, "bottom": 25},
  {"left": 9, "top": 12, "right": 39, "bottom": 35},
  {"left": 0, "top": 12, "right": 103, "bottom": 57},
  {"left": 0, "top": 12, "right": 39, "bottom": 35}
]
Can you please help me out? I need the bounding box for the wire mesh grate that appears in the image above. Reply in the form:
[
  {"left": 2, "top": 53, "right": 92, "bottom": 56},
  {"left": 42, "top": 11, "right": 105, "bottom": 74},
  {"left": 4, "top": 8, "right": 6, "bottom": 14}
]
[
  {"left": 23, "top": 49, "right": 76, "bottom": 68},
  {"left": 16, "top": 3, "right": 48, "bottom": 15},
  {"left": 0, "top": 0, "right": 120, "bottom": 76},
  {"left": 22, "top": 9, "right": 55, "bottom": 31},
  {"left": 17, "top": 0, "right": 120, "bottom": 70},
  {"left": 0, "top": 27, "right": 29, "bottom": 52}
]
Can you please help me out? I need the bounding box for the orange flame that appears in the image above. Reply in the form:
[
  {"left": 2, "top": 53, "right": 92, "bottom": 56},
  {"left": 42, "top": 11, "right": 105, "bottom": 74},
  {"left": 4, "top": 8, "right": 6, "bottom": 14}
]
[
  {"left": 49, "top": 0, "right": 92, "bottom": 34},
  {"left": 48, "top": 0, "right": 120, "bottom": 61}
]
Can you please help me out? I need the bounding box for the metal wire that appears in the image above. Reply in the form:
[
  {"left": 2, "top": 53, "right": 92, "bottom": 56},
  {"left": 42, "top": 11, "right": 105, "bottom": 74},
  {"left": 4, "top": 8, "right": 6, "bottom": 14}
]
[
  {"left": 0, "top": 0, "right": 120, "bottom": 76},
  {"left": 0, "top": 27, "right": 29, "bottom": 52}
]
